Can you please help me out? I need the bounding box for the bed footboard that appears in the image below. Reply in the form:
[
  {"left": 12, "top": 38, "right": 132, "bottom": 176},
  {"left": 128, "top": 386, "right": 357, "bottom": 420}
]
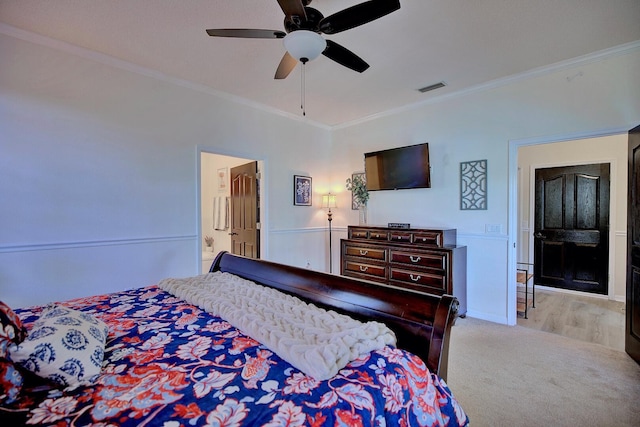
[{"left": 210, "top": 251, "right": 458, "bottom": 380}]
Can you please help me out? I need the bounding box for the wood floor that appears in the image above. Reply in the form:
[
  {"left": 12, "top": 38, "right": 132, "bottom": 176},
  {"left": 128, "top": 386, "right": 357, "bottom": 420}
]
[{"left": 517, "top": 288, "right": 626, "bottom": 351}]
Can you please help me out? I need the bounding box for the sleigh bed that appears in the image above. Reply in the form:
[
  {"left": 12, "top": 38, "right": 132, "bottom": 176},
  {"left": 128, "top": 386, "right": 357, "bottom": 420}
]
[{"left": 1, "top": 251, "right": 467, "bottom": 426}]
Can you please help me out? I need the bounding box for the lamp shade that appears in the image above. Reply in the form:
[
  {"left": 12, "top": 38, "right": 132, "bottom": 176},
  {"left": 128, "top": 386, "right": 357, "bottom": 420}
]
[
  {"left": 283, "top": 30, "right": 327, "bottom": 62},
  {"left": 322, "top": 194, "right": 337, "bottom": 209}
]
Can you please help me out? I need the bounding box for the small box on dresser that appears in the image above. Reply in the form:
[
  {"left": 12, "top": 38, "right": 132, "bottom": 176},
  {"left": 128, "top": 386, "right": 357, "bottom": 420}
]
[{"left": 341, "top": 225, "right": 467, "bottom": 316}]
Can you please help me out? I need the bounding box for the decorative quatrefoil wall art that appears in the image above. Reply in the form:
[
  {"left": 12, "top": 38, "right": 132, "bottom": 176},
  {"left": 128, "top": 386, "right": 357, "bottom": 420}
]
[{"left": 460, "top": 159, "right": 487, "bottom": 210}]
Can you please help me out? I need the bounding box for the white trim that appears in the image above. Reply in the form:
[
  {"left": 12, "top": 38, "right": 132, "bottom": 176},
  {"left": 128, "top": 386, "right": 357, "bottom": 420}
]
[
  {"left": 2, "top": 22, "right": 638, "bottom": 131},
  {"left": 0, "top": 235, "right": 195, "bottom": 253},
  {"left": 508, "top": 144, "right": 519, "bottom": 325},
  {"left": 457, "top": 232, "right": 509, "bottom": 241},
  {"left": 0, "top": 23, "right": 330, "bottom": 131},
  {"left": 512, "top": 127, "right": 630, "bottom": 147},
  {"left": 334, "top": 41, "right": 640, "bottom": 129},
  {"left": 270, "top": 226, "right": 348, "bottom": 234}
]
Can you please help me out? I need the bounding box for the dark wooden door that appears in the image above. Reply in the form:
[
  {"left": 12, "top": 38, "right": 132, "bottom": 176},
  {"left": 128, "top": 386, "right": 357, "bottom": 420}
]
[
  {"left": 627, "top": 124, "right": 640, "bottom": 364},
  {"left": 534, "top": 164, "right": 610, "bottom": 294},
  {"left": 230, "top": 161, "right": 259, "bottom": 259}
]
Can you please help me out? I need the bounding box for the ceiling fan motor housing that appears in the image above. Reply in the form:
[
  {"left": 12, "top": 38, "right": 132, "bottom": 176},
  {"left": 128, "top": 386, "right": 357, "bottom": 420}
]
[{"left": 284, "top": 7, "right": 324, "bottom": 33}]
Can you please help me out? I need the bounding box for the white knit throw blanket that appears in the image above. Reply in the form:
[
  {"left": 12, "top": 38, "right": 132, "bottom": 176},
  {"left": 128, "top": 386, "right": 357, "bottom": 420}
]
[{"left": 157, "top": 272, "right": 396, "bottom": 380}]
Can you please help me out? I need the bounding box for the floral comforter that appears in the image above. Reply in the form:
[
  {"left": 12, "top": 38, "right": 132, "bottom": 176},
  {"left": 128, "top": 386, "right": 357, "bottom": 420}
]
[{"left": 4, "top": 285, "right": 469, "bottom": 426}]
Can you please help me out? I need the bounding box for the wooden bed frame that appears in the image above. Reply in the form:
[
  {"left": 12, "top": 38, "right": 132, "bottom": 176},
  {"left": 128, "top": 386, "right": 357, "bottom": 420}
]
[{"left": 210, "top": 251, "right": 459, "bottom": 380}]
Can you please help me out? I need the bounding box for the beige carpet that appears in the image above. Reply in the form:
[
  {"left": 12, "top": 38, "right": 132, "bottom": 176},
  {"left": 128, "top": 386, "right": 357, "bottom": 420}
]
[{"left": 446, "top": 317, "right": 640, "bottom": 426}]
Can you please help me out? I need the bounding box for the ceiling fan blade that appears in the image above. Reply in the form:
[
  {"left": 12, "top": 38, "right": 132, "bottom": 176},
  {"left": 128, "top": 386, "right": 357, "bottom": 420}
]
[
  {"left": 275, "top": 51, "right": 298, "bottom": 79},
  {"left": 319, "top": 0, "right": 400, "bottom": 34},
  {"left": 322, "top": 40, "right": 369, "bottom": 73},
  {"left": 276, "top": 0, "right": 307, "bottom": 20},
  {"left": 206, "top": 29, "right": 286, "bottom": 39}
]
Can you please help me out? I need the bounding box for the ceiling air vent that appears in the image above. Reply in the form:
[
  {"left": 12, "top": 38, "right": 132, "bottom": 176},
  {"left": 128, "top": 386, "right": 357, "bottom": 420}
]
[{"left": 417, "top": 82, "right": 446, "bottom": 93}]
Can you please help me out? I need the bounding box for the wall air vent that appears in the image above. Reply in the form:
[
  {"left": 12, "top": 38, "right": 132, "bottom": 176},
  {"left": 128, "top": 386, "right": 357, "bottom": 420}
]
[{"left": 417, "top": 82, "right": 446, "bottom": 93}]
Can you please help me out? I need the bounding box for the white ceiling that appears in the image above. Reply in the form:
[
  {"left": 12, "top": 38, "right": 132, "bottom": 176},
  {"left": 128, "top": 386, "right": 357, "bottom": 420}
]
[{"left": 1, "top": 0, "right": 639, "bottom": 127}]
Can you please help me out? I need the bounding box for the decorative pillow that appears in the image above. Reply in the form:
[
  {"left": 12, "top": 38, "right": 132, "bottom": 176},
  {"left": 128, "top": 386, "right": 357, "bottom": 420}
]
[
  {"left": 7, "top": 304, "right": 108, "bottom": 388},
  {"left": 0, "top": 301, "right": 28, "bottom": 356},
  {"left": 0, "top": 358, "right": 23, "bottom": 404}
]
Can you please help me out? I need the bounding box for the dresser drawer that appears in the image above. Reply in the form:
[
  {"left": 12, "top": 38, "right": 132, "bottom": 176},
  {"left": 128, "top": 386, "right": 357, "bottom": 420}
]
[
  {"left": 344, "top": 245, "right": 387, "bottom": 261},
  {"left": 412, "top": 232, "right": 442, "bottom": 246},
  {"left": 390, "top": 250, "right": 446, "bottom": 270},
  {"left": 349, "top": 228, "right": 369, "bottom": 239},
  {"left": 368, "top": 230, "right": 389, "bottom": 241},
  {"left": 344, "top": 261, "right": 386, "bottom": 279},
  {"left": 389, "top": 268, "right": 446, "bottom": 291},
  {"left": 389, "top": 231, "right": 411, "bottom": 243}
]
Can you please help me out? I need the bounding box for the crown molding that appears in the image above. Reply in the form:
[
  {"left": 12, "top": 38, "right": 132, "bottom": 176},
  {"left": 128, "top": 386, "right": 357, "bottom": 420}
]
[
  {"left": 0, "top": 23, "right": 331, "bottom": 131},
  {"left": 333, "top": 39, "right": 640, "bottom": 130}
]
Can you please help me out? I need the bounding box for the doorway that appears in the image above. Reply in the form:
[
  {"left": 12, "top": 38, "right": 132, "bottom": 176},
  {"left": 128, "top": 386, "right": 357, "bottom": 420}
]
[
  {"left": 509, "top": 131, "right": 628, "bottom": 326},
  {"left": 199, "top": 151, "right": 263, "bottom": 272}
]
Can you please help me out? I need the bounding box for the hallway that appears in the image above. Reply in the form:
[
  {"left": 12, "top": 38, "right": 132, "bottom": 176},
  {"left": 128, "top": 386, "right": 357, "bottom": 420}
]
[{"left": 517, "top": 288, "right": 626, "bottom": 351}]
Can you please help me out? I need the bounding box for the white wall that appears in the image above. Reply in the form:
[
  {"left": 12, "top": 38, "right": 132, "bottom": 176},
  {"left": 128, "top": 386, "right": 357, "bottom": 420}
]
[
  {"left": 0, "top": 33, "right": 332, "bottom": 308},
  {"left": 1, "top": 29, "right": 639, "bottom": 324},
  {"left": 517, "top": 135, "right": 628, "bottom": 301},
  {"left": 331, "top": 47, "right": 640, "bottom": 323}
]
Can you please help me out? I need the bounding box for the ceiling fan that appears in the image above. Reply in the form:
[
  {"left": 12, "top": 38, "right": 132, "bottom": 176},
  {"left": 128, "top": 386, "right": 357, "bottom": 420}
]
[{"left": 206, "top": 0, "right": 401, "bottom": 79}]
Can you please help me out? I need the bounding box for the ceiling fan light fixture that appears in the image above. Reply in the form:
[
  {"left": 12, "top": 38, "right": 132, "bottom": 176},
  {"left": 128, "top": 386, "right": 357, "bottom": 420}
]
[{"left": 283, "top": 30, "right": 327, "bottom": 62}]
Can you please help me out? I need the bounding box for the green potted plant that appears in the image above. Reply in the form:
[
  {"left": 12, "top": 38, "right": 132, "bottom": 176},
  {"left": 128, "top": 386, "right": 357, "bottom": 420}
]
[{"left": 346, "top": 174, "right": 369, "bottom": 224}]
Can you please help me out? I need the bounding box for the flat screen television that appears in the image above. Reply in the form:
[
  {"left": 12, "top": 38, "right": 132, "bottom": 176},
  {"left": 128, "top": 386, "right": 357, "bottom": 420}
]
[{"left": 364, "top": 143, "right": 431, "bottom": 191}]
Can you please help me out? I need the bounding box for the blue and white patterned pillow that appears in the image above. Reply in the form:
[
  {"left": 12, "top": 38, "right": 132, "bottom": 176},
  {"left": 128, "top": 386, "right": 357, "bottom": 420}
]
[{"left": 7, "top": 304, "right": 108, "bottom": 388}]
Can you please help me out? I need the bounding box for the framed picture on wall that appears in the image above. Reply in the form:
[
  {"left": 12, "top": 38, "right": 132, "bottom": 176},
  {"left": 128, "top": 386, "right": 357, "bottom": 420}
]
[
  {"left": 217, "top": 167, "right": 228, "bottom": 192},
  {"left": 293, "top": 175, "right": 312, "bottom": 206}
]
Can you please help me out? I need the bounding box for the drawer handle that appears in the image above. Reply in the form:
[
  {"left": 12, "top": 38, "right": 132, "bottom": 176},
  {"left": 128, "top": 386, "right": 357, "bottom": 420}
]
[
  {"left": 397, "top": 236, "right": 402, "bottom": 240},
  {"left": 421, "top": 238, "right": 427, "bottom": 242},
  {"left": 375, "top": 234, "right": 379, "bottom": 238},
  {"left": 359, "top": 249, "right": 369, "bottom": 256},
  {"left": 409, "top": 256, "right": 421, "bottom": 263},
  {"left": 409, "top": 274, "right": 421, "bottom": 282},
  {"left": 359, "top": 266, "right": 368, "bottom": 272}
]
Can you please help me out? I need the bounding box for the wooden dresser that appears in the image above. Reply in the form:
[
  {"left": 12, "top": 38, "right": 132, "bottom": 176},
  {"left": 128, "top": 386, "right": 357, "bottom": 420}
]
[{"left": 340, "top": 225, "right": 467, "bottom": 316}]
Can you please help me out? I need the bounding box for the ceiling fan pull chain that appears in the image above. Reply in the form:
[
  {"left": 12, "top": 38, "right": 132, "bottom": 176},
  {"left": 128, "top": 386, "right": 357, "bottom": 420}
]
[{"left": 301, "top": 61, "right": 306, "bottom": 116}]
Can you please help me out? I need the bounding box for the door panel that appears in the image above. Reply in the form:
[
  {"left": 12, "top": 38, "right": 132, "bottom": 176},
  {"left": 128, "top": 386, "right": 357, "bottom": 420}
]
[
  {"left": 627, "top": 124, "right": 640, "bottom": 363},
  {"left": 534, "top": 163, "right": 610, "bottom": 294},
  {"left": 576, "top": 175, "right": 598, "bottom": 228},
  {"left": 230, "top": 161, "right": 259, "bottom": 259},
  {"left": 543, "top": 177, "right": 563, "bottom": 229}
]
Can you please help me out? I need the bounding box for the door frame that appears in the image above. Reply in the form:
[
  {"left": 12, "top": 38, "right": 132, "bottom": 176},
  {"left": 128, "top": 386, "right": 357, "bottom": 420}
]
[
  {"left": 196, "top": 146, "right": 268, "bottom": 269},
  {"left": 507, "top": 127, "right": 628, "bottom": 325}
]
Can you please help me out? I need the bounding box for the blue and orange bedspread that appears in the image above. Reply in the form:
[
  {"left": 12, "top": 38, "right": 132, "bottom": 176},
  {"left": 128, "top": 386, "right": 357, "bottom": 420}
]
[{"left": 4, "top": 285, "right": 469, "bottom": 426}]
